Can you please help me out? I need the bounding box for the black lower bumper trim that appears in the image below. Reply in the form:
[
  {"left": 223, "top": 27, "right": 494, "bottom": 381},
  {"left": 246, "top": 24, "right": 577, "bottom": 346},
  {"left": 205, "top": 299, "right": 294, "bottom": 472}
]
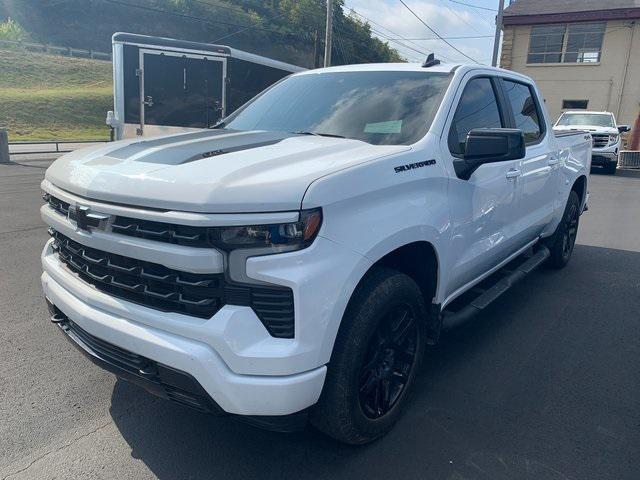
[
  {"left": 46, "top": 299, "right": 309, "bottom": 432},
  {"left": 592, "top": 155, "right": 617, "bottom": 166}
]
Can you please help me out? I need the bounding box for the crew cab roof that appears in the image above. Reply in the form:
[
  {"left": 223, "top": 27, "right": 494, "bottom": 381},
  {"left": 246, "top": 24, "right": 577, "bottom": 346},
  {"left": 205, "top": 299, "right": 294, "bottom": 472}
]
[
  {"left": 294, "top": 62, "right": 462, "bottom": 75},
  {"left": 292, "top": 63, "right": 536, "bottom": 84}
]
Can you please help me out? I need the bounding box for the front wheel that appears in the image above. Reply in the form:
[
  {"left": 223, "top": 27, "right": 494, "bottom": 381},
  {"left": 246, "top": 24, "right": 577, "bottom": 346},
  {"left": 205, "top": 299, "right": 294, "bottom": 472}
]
[
  {"left": 310, "top": 267, "right": 427, "bottom": 444},
  {"left": 547, "top": 190, "right": 580, "bottom": 269},
  {"left": 604, "top": 161, "right": 617, "bottom": 175}
]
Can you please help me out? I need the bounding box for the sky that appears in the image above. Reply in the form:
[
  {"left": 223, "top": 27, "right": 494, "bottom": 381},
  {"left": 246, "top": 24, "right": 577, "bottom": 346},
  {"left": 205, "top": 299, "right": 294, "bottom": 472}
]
[{"left": 342, "top": 0, "right": 507, "bottom": 65}]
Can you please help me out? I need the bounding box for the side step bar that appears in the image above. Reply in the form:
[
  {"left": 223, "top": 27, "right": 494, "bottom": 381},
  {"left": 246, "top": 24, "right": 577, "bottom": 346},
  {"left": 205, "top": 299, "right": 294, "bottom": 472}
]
[{"left": 441, "top": 245, "right": 550, "bottom": 331}]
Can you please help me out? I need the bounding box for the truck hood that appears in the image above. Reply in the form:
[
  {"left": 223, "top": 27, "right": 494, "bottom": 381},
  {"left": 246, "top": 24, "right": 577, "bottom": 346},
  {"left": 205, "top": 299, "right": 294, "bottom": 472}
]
[
  {"left": 45, "top": 130, "right": 409, "bottom": 213},
  {"left": 553, "top": 125, "right": 618, "bottom": 134}
]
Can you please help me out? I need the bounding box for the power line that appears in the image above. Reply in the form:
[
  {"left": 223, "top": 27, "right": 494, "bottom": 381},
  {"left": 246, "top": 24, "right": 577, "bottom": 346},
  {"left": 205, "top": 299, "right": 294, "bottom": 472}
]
[
  {"left": 435, "top": 0, "right": 493, "bottom": 36},
  {"left": 211, "top": 8, "right": 290, "bottom": 43},
  {"left": 347, "top": 8, "right": 455, "bottom": 62},
  {"left": 346, "top": 9, "right": 428, "bottom": 58},
  {"left": 397, "top": 0, "right": 480, "bottom": 63},
  {"left": 387, "top": 35, "right": 493, "bottom": 40},
  {"left": 336, "top": 15, "right": 430, "bottom": 61},
  {"left": 100, "top": 0, "right": 290, "bottom": 38},
  {"left": 348, "top": 8, "right": 438, "bottom": 57},
  {"left": 448, "top": 0, "right": 497, "bottom": 12}
]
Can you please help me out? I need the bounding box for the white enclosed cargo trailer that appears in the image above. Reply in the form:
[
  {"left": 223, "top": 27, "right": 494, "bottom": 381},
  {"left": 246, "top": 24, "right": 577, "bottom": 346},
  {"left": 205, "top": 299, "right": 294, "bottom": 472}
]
[{"left": 108, "top": 32, "right": 306, "bottom": 140}]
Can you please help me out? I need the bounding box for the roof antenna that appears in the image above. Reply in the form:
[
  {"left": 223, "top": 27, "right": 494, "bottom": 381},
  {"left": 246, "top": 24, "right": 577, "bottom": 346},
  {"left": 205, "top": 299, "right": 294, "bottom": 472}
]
[{"left": 422, "top": 53, "right": 441, "bottom": 68}]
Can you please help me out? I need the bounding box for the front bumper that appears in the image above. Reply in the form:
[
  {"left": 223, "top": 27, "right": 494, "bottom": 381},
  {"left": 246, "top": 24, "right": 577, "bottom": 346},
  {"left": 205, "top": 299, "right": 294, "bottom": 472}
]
[
  {"left": 48, "top": 302, "right": 309, "bottom": 430},
  {"left": 42, "top": 227, "right": 370, "bottom": 416},
  {"left": 42, "top": 260, "right": 327, "bottom": 416},
  {"left": 591, "top": 147, "right": 618, "bottom": 166}
]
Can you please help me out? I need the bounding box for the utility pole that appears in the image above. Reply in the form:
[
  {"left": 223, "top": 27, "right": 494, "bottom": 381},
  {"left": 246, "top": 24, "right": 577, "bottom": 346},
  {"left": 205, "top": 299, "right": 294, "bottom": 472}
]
[
  {"left": 492, "top": 0, "right": 505, "bottom": 67},
  {"left": 313, "top": 29, "right": 320, "bottom": 68},
  {"left": 324, "top": 0, "right": 333, "bottom": 68}
]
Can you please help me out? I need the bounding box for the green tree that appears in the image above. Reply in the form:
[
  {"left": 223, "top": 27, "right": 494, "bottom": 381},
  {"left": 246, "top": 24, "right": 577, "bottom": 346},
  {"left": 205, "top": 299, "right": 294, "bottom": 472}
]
[{"left": 0, "top": 18, "right": 29, "bottom": 41}]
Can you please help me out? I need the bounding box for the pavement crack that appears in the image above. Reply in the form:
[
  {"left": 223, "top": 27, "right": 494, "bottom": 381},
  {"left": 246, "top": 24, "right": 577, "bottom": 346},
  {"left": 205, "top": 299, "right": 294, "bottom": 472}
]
[{"left": 1, "top": 420, "right": 113, "bottom": 480}]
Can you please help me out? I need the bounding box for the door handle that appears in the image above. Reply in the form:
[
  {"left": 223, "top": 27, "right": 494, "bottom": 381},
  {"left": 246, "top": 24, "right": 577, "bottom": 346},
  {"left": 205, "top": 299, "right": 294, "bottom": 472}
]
[
  {"left": 547, "top": 158, "right": 559, "bottom": 166},
  {"left": 506, "top": 169, "right": 522, "bottom": 179}
]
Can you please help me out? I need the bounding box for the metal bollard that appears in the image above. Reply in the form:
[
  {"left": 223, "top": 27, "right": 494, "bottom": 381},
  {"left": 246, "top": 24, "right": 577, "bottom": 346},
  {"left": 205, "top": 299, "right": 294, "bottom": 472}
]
[{"left": 0, "top": 129, "right": 10, "bottom": 164}]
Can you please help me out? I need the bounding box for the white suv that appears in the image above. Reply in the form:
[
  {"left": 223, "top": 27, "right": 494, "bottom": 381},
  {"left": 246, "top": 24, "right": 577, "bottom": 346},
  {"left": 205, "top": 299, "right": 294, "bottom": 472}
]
[{"left": 555, "top": 110, "right": 630, "bottom": 174}]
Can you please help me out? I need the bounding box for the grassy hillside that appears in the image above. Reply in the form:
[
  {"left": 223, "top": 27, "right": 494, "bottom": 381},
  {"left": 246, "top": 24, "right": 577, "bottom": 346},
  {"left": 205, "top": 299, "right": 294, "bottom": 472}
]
[{"left": 0, "top": 47, "right": 112, "bottom": 141}]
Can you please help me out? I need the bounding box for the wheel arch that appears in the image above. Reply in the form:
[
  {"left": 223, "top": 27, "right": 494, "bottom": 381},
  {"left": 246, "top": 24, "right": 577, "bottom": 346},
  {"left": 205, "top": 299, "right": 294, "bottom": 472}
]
[
  {"left": 571, "top": 174, "right": 588, "bottom": 209},
  {"left": 332, "top": 239, "right": 442, "bottom": 349}
]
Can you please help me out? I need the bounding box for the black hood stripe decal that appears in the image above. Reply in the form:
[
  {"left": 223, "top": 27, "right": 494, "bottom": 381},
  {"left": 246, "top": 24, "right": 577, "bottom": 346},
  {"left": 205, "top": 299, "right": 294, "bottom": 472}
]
[
  {"left": 110, "top": 130, "right": 296, "bottom": 165},
  {"left": 180, "top": 135, "right": 295, "bottom": 164}
]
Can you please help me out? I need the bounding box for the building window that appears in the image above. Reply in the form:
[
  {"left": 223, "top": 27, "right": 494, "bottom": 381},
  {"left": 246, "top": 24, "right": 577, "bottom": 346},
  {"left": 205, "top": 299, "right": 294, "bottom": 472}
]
[
  {"left": 527, "top": 22, "right": 605, "bottom": 64},
  {"left": 562, "top": 99, "right": 589, "bottom": 109}
]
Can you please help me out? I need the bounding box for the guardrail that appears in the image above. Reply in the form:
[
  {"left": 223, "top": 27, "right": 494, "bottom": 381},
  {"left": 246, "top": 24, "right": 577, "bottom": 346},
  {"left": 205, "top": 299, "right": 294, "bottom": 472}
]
[
  {"left": 8, "top": 140, "right": 108, "bottom": 156},
  {"left": 0, "top": 39, "right": 111, "bottom": 61}
]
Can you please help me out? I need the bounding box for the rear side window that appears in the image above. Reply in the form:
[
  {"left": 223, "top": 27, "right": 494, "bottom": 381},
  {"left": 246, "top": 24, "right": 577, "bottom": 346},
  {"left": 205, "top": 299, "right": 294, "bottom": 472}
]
[
  {"left": 503, "top": 80, "right": 543, "bottom": 143},
  {"left": 448, "top": 77, "right": 504, "bottom": 156}
]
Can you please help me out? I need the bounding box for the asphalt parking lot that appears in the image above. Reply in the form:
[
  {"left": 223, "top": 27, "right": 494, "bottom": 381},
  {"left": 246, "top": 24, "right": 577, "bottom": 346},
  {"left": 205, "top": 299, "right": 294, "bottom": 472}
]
[{"left": 1, "top": 158, "right": 639, "bottom": 480}]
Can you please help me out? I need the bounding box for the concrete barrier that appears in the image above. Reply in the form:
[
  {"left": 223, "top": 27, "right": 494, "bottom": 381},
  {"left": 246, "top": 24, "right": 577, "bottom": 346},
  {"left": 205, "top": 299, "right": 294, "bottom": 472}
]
[{"left": 0, "top": 129, "right": 10, "bottom": 164}]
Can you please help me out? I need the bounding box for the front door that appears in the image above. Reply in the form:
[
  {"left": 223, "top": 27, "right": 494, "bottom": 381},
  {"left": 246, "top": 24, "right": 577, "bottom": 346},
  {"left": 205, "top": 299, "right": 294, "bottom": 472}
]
[
  {"left": 140, "top": 50, "right": 225, "bottom": 135},
  {"left": 442, "top": 76, "right": 524, "bottom": 299}
]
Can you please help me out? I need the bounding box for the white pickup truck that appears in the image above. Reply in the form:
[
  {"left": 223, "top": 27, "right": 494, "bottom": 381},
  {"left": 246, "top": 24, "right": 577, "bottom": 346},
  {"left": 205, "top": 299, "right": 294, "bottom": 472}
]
[
  {"left": 41, "top": 62, "right": 591, "bottom": 444},
  {"left": 554, "top": 110, "right": 630, "bottom": 174}
]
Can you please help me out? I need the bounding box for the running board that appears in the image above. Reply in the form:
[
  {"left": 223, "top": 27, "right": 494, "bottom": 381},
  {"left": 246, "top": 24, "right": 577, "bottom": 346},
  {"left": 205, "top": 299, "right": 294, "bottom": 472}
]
[{"left": 441, "top": 245, "right": 550, "bottom": 331}]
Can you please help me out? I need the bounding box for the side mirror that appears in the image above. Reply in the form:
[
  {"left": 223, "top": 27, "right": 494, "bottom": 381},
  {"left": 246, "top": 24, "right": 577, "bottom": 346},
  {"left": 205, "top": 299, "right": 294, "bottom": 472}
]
[
  {"left": 454, "top": 128, "right": 526, "bottom": 180},
  {"left": 618, "top": 125, "right": 631, "bottom": 133}
]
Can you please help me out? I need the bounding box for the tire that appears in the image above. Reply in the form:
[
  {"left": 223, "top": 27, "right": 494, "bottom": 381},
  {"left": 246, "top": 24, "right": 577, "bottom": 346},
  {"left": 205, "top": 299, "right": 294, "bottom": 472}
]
[
  {"left": 604, "top": 161, "right": 617, "bottom": 175},
  {"left": 310, "top": 267, "right": 427, "bottom": 445},
  {"left": 547, "top": 190, "right": 580, "bottom": 269}
]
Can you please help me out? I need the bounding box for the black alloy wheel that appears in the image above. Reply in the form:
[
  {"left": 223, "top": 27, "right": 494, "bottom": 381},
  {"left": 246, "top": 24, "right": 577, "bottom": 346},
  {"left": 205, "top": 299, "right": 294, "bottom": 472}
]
[
  {"left": 358, "top": 304, "right": 419, "bottom": 419},
  {"left": 547, "top": 190, "right": 580, "bottom": 269},
  {"left": 561, "top": 200, "right": 579, "bottom": 261}
]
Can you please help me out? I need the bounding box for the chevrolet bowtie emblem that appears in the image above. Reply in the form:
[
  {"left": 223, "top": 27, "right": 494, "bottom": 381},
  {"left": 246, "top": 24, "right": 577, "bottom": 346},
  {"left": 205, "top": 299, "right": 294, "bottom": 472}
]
[{"left": 68, "top": 205, "right": 109, "bottom": 232}]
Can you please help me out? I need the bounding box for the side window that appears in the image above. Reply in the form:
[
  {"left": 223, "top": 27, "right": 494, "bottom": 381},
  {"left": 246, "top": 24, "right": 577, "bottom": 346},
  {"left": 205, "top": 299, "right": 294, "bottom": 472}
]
[
  {"left": 503, "top": 80, "right": 543, "bottom": 143},
  {"left": 448, "top": 77, "right": 504, "bottom": 156}
]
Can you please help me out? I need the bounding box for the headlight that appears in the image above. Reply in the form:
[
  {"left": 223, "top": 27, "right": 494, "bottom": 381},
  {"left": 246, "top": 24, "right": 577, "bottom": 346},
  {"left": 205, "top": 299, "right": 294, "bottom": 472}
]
[
  {"left": 209, "top": 208, "right": 322, "bottom": 252},
  {"left": 609, "top": 134, "right": 619, "bottom": 145}
]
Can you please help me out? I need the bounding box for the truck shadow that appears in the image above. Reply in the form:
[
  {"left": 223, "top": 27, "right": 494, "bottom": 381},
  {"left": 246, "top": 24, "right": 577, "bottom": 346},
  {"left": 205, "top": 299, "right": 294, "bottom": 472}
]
[{"left": 109, "top": 243, "right": 640, "bottom": 480}]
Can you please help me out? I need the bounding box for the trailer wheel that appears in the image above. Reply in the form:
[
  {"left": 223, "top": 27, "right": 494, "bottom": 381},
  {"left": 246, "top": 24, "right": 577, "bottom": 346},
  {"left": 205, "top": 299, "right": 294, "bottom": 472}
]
[{"left": 310, "top": 267, "right": 427, "bottom": 444}]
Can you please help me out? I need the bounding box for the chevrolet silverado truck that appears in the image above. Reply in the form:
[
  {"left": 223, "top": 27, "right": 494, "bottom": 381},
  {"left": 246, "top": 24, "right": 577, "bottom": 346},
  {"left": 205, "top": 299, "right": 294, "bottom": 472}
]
[
  {"left": 555, "top": 110, "right": 630, "bottom": 175},
  {"left": 41, "top": 62, "right": 591, "bottom": 444}
]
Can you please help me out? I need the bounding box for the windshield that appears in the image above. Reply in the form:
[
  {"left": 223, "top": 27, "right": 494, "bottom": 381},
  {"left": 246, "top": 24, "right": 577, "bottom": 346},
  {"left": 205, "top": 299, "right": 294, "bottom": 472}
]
[
  {"left": 221, "top": 71, "right": 452, "bottom": 145},
  {"left": 556, "top": 113, "right": 615, "bottom": 128}
]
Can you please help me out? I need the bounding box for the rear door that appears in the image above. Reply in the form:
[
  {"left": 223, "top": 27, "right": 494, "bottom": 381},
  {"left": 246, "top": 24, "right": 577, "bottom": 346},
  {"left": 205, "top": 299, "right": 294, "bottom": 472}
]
[
  {"left": 499, "top": 77, "right": 559, "bottom": 243},
  {"left": 139, "top": 50, "right": 225, "bottom": 135},
  {"left": 442, "top": 75, "right": 524, "bottom": 297}
]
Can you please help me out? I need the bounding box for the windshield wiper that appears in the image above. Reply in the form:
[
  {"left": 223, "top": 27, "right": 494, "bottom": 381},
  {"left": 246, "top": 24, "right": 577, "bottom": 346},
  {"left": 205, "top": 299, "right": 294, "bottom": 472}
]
[{"left": 293, "top": 131, "right": 347, "bottom": 139}]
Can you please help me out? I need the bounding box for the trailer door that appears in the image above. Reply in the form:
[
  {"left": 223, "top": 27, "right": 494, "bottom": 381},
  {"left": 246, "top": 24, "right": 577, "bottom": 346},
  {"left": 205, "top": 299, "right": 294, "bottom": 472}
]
[{"left": 139, "top": 50, "right": 225, "bottom": 134}]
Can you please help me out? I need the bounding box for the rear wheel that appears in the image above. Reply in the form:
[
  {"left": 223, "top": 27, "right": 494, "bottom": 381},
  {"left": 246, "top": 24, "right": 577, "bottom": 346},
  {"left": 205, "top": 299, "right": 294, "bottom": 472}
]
[
  {"left": 547, "top": 190, "right": 580, "bottom": 269},
  {"left": 310, "top": 267, "right": 427, "bottom": 444}
]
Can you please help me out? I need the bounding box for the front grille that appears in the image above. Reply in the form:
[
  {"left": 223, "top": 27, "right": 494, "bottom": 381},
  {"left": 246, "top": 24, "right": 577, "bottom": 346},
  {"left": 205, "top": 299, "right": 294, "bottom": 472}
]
[
  {"left": 44, "top": 193, "right": 212, "bottom": 248},
  {"left": 50, "top": 230, "right": 294, "bottom": 337},
  {"left": 45, "top": 194, "right": 70, "bottom": 216},
  {"left": 111, "top": 216, "right": 211, "bottom": 248},
  {"left": 592, "top": 134, "right": 609, "bottom": 148}
]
